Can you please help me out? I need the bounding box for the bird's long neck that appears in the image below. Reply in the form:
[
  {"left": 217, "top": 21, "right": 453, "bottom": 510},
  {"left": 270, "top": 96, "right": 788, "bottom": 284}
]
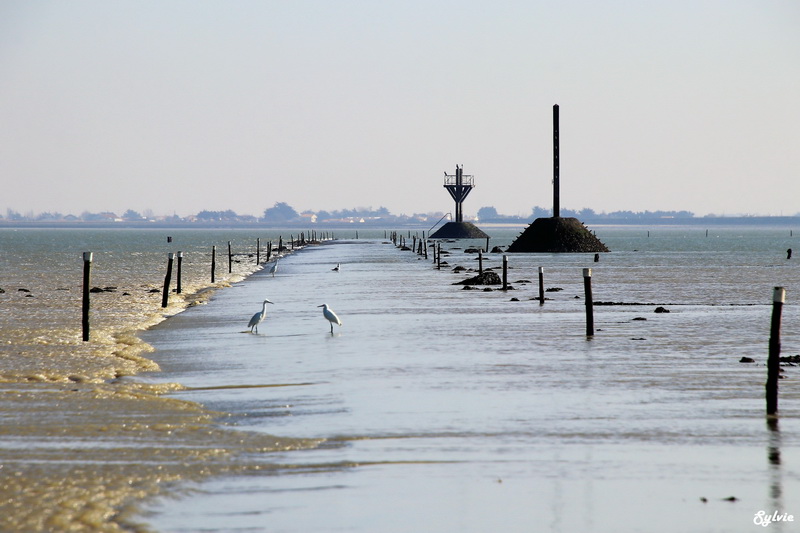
[{"left": 262, "top": 302, "right": 268, "bottom": 312}]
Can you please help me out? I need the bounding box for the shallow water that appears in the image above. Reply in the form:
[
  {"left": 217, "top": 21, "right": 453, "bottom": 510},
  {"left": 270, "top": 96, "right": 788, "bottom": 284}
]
[{"left": 139, "top": 227, "right": 800, "bottom": 532}]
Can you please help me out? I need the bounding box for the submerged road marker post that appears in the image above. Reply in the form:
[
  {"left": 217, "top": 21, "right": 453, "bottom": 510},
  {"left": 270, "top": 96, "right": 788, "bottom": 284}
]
[
  {"left": 502, "top": 255, "right": 508, "bottom": 290},
  {"left": 162, "top": 252, "right": 174, "bottom": 308},
  {"left": 176, "top": 251, "right": 183, "bottom": 294},
  {"left": 583, "top": 268, "right": 594, "bottom": 336},
  {"left": 767, "top": 287, "right": 785, "bottom": 416},
  {"left": 538, "top": 267, "right": 545, "bottom": 305},
  {"left": 211, "top": 246, "right": 216, "bottom": 283},
  {"left": 228, "top": 241, "right": 233, "bottom": 274},
  {"left": 82, "top": 252, "right": 92, "bottom": 341}
]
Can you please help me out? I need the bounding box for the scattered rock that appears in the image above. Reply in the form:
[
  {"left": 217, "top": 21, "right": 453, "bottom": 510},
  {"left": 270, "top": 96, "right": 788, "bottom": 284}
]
[
  {"left": 483, "top": 287, "right": 493, "bottom": 292},
  {"left": 545, "top": 287, "right": 563, "bottom": 292},
  {"left": 89, "top": 287, "right": 105, "bottom": 293},
  {"left": 632, "top": 317, "right": 647, "bottom": 321},
  {"left": 654, "top": 306, "right": 670, "bottom": 313},
  {"left": 514, "top": 279, "right": 531, "bottom": 284},
  {"left": 780, "top": 354, "right": 800, "bottom": 364},
  {"left": 464, "top": 248, "right": 480, "bottom": 253},
  {"left": 739, "top": 357, "right": 756, "bottom": 363},
  {"left": 148, "top": 288, "right": 161, "bottom": 293},
  {"left": 510, "top": 298, "right": 519, "bottom": 302},
  {"left": 0, "top": 288, "right": 5, "bottom": 293},
  {"left": 722, "top": 496, "right": 738, "bottom": 502},
  {"left": 453, "top": 266, "right": 467, "bottom": 273},
  {"left": 631, "top": 337, "right": 646, "bottom": 341},
  {"left": 454, "top": 271, "right": 502, "bottom": 286},
  {"left": 491, "top": 246, "right": 504, "bottom": 253},
  {"left": 18, "top": 288, "right": 30, "bottom": 293}
]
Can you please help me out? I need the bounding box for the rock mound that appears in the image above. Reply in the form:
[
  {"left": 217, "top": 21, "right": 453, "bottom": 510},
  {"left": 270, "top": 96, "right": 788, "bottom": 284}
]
[{"left": 506, "top": 217, "right": 609, "bottom": 253}]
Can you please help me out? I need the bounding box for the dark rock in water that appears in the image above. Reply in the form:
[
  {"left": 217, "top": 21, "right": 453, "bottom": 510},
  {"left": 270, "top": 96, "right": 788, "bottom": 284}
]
[
  {"left": 654, "top": 306, "right": 670, "bottom": 313},
  {"left": 453, "top": 266, "right": 467, "bottom": 272},
  {"left": 430, "top": 221, "right": 489, "bottom": 239},
  {"left": 546, "top": 287, "right": 563, "bottom": 292},
  {"left": 18, "top": 288, "right": 30, "bottom": 293},
  {"left": 89, "top": 287, "right": 105, "bottom": 293},
  {"left": 491, "top": 246, "right": 504, "bottom": 253},
  {"left": 482, "top": 287, "right": 493, "bottom": 292},
  {"left": 464, "top": 248, "right": 480, "bottom": 253},
  {"left": 506, "top": 217, "right": 609, "bottom": 253},
  {"left": 779, "top": 354, "right": 800, "bottom": 364},
  {"left": 455, "top": 271, "right": 502, "bottom": 286},
  {"left": 739, "top": 357, "right": 756, "bottom": 363},
  {"left": 632, "top": 317, "right": 647, "bottom": 321},
  {"left": 510, "top": 297, "right": 519, "bottom": 301}
]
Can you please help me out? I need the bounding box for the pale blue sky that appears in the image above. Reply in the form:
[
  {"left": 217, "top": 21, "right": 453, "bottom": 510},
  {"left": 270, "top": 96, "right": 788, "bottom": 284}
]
[{"left": 1, "top": 1, "right": 798, "bottom": 218}]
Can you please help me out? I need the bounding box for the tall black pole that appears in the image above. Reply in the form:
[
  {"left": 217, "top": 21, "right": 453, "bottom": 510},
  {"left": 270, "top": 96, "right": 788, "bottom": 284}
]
[
  {"left": 82, "top": 252, "right": 92, "bottom": 341},
  {"left": 553, "top": 104, "right": 560, "bottom": 218},
  {"left": 767, "top": 287, "right": 785, "bottom": 416}
]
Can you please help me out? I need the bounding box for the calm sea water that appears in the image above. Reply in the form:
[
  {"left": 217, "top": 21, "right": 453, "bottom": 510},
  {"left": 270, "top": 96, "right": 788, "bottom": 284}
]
[{"left": 131, "top": 225, "right": 800, "bottom": 533}]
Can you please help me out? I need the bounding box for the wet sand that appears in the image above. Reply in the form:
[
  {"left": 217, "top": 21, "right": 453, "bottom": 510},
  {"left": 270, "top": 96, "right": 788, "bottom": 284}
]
[{"left": 0, "top": 231, "right": 317, "bottom": 532}]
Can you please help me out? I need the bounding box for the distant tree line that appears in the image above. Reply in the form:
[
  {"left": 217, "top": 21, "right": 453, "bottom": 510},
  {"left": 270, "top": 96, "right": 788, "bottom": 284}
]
[
  {"left": 4, "top": 204, "right": 796, "bottom": 226},
  {"left": 477, "top": 206, "right": 696, "bottom": 222}
]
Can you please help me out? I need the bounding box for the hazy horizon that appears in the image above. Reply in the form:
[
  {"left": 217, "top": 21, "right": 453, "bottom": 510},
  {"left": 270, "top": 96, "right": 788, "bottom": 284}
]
[{"left": 2, "top": 1, "right": 798, "bottom": 218}]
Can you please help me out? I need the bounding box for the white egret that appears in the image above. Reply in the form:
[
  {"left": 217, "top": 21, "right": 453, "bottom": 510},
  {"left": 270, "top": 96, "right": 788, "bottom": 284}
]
[
  {"left": 332, "top": 263, "right": 340, "bottom": 272},
  {"left": 318, "top": 303, "right": 342, "bottom": 333},
  {"left": 248, "top": 299, "right": 273, "bottom": 333},
  {"left": 269, "top": 259, "right": 279, "bottom": 277}
]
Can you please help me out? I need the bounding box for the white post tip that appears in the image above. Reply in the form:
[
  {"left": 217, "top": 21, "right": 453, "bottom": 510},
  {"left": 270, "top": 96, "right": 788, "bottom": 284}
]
[
  {"left": 773, "top": 287, "right": 786, "bottom": 303},
  {"left": 583, "top": 268, "right": 592, "bottom": 278},
  {"left": 83, "top": 252, "right": 93, "bottom": 262}
]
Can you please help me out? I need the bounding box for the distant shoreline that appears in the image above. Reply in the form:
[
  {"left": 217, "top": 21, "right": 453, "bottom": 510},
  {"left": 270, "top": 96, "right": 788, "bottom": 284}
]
[{"left": 2, "top": 216, "right": 800, "bottom": 230}]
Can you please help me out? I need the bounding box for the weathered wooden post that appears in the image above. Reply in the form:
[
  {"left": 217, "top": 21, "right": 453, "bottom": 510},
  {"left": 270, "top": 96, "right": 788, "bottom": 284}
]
[
  {"left": 423, "top": 239, "right": 428, "bottom": 259},
  {"left": 538, "top": 267, "right": 545, "bottom": 305},
  {"left": 82, "top": 252, "right": 92, "bottom": 341},
  {"left": 767, "top": 287, "right": 785, "bottom": 416},
  {"left": 228, "top": 241, "right": 233, "bottom": 273},
  {"left": 279, "top": 236, "right": 283, "bottom": 251},
  {"left": 257, "top": 238, "right": 261, "bottom": 264},
  {"left": 162, "top": 252, "right": 174, "bottom": 308},
  {"left": 176, "top": 251, "right": 183, "bottom": 294},
  {"left": 478, "top": 250, "right": 483, "bottom": 276},
  {"left": 211, "top": 245, "right": 216, "bottom": 283},
  {"left": 502, "top": 255, "right": 508, "bottom": 290},
  {"left": 583, "top": 268, "right": 594, "bottom": 336},
  {"left": 437, "top": 243, "right": 442, "bottom": 270}
]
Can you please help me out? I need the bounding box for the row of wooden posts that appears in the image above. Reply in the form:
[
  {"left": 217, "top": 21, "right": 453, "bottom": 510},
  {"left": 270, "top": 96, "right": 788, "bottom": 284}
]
[
  {"left": 81, "top": 233, "right": 326, "bottom": 342},
  {"left": 393, "top": 233, "right": 787, "bottom": 417}
]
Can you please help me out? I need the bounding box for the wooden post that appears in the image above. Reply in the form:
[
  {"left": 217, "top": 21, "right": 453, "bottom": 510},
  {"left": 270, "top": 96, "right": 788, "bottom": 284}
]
[
  {"left": 502, "top": 255, "right": 508, "bottom": 290},
  {"left": 162, "top": 252, "right": 174, "bottom": 308},
  {"left": 211, "top": 245, "right": 216, "bottom": 283},
  {"left": 478, "top": 250, "right": 483, "bottom": 276},
  {"left": 257, "top": 238, "right": 260, "bottom": 264},
  {"left": 176, "top": 251, "right": 183, "bottom": 294},
  {"left": 486, "top": 237, "right": 490, "bottom": 253},
  {"left": 228, "top": 241, "right": 232, "bottom": 273},
  {"left": 583, "top": 268, "right": 594, "bottom": 336},
  {"left": 267, "top": 241, "right": 272, "bottom": 261},
  {"left": 279, "top": 236, "right": 283, "bottom": 251},
  {"left": 538, "top": 266, "right": 545, "bottom": 305},
  {"left": 767, "top": 287, "right": 785, "bottom": 416},
  {"left": 437, "top": 243, "right": 442, "bottom": 270},
  {"left": 82, "top": 252, "right": 92, "bottom": 341},
  {"left": 423, "top": 240, "right": 428, "bottom": 259},
  {"left": 412, "top": 236, "right": 417, "bottom": 253}
]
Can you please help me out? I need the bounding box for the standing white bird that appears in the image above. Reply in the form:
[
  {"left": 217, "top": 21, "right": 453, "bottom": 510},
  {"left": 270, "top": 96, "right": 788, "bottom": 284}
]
[
  {"left": 318, "top": 303, "right": 342, "bottom": 333},
  {"left": 332, "top": 263, "right": 340, "bottom": 272},
  {"left": 248, "top": 299, "right": 273, "bottom": 333},
  {"left": 269, "top": 259, "right": 279, "bottom": 277}
]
